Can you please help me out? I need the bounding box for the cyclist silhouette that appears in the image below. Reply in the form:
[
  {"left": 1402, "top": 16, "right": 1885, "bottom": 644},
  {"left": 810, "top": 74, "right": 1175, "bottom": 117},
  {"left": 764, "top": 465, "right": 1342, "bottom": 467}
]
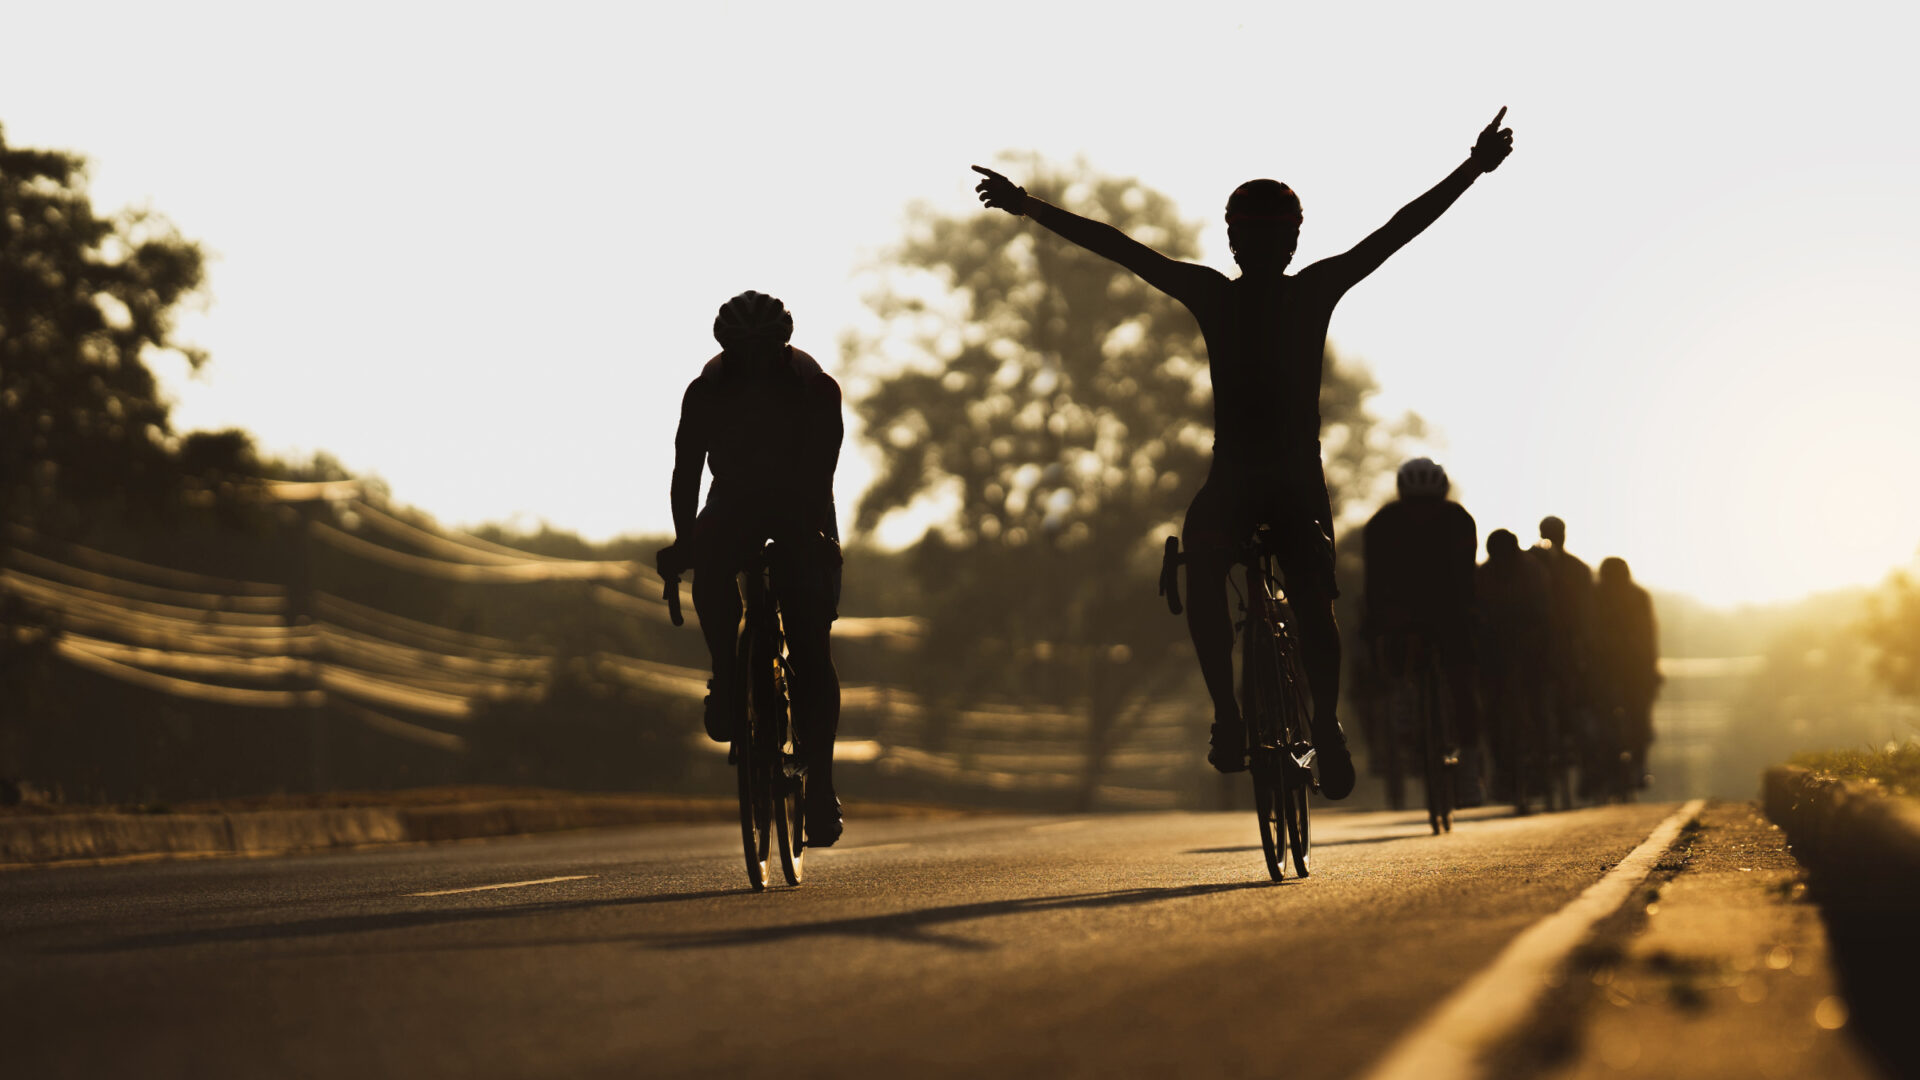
[
  {"left": 1529, "top": 514, "right": 1595, "bottom": 799},
  {"left": 1477, "top": 527, "right": 1551, "bottom": 805},
  {"left": 656, "top": 291, "right": 847, "bottom": 846},
  {"left": 973, "top": 109, "right": 1515, "bottom": 797},
  {"left": 1591, "top": 556, "right": 1661, "bottom": 791},
  {"left": 1363, "top": 458, "right": 1483, "bottom": 801}
]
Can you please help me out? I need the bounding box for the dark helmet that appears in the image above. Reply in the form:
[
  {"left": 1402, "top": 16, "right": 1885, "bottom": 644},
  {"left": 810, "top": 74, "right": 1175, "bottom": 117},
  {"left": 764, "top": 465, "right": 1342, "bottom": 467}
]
[
  {"left": 1225, "top": 179, "right": 1302, "bottom": 225},
  {"left": 1396, "top": 457, "right": 1450, "bottom": 498},
  {"left": 713, "top": 291, "right": 793, "bottom": 350}
]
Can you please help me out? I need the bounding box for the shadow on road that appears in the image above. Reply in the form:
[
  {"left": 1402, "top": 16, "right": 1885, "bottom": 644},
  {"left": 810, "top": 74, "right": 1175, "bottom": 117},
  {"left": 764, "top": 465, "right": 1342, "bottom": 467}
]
[
  {"left": 648, "top": 880, "right": 1284, "bottom": 952},
  {"left": 1187, "top": 831, "right": 1429, "bottom": 855},
  {"left": 64, "top": 879, "right": 1282, "bottom": 956},
  {"left": 63, "top": 885, "right": 755, "bottom": 954}
]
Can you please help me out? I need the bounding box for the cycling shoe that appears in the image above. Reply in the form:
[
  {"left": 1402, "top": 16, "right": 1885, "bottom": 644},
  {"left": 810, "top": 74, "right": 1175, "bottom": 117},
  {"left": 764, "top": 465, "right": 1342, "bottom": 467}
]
[
  {"left": 702, "top": 679, "right": 732, "bottom": 743},
  {"left": 1208, "top": 721, "right": 1248, "bottom": 774},
  {"left": 804, "top": 788, "right": 843, "bottom": 848},
  {"left": 1316, "top": 743, "right": 1356, "bottom": 800}
]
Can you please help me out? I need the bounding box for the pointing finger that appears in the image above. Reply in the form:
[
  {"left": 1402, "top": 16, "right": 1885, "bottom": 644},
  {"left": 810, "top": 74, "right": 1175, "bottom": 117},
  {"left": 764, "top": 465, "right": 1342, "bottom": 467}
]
[
  {"left": 1488, "top": 106, "right": 1507, "bottom": 130},
  {"left": 971, "top": 165, "right": 1006, "bottom": 181}
]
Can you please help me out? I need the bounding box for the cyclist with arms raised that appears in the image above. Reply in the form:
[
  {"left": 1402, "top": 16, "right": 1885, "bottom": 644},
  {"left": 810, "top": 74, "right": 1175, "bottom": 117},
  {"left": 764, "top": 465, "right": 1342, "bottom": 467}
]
[
  {"left": 973, "top": 111, "right": 1515, "bottom": 796},
  {"left": 656, "top": 291, "right": 847, "bottom": 846}
]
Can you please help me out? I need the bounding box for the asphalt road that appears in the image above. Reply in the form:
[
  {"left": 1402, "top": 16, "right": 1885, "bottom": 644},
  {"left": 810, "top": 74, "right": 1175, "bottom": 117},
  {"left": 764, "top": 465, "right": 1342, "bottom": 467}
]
[{"left": 2, "top": 801, "right": 1679, "bottom": 1079}]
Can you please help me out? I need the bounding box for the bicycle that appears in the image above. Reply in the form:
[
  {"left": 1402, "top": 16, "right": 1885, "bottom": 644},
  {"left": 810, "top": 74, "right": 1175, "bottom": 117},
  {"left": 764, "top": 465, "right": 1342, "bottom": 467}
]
[
  {"left": 1160, "top": 531, "right": 1314, "bottom": 881},
  {"left": 1377, "top": 632, "right": 1457, "bottom": 835},
  {"left": 663, "top": 543, "right": 806, "bottom": 891}
]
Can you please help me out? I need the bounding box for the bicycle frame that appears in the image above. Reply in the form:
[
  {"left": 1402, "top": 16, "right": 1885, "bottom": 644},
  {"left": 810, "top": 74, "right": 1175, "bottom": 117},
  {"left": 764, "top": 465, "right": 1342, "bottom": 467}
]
[
  {"left": 1162, "top": 532, "right": 1315, "bottom": 879},
  {"left": 662, "top": 544, "right": 806, "bottom": 890}
]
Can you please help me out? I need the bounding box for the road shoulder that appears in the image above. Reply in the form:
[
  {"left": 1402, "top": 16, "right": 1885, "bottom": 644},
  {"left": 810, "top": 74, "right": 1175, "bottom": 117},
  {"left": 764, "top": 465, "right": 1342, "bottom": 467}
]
[{"left": 1533, "top": 801, "right": 1884, "bottom": 1080}]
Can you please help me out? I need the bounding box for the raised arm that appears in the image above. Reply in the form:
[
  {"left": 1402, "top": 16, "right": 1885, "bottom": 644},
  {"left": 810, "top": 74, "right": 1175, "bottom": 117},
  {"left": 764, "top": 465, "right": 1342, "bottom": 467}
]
[
  {"left": 972, "top": 165, "right": 1218, "bottom": 305},
  {"left": 1314, "top": 109, "right": 1515, "bottom": 293}
]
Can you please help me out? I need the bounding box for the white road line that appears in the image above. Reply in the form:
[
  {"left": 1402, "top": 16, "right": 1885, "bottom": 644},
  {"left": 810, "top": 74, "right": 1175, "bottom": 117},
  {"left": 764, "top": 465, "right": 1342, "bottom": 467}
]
[
  {"left": 1359, "top": 798, "right": 1707, "bottom": 1080},
  {"left": 408, "top": 874, "right": 595, "bottom": 898}
]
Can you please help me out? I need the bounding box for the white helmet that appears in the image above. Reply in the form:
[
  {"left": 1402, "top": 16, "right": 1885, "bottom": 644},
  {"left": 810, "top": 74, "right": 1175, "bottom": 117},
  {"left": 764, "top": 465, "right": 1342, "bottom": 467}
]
[{"left": 1396, "top": 457, "right": 1450, "bottom": 498}]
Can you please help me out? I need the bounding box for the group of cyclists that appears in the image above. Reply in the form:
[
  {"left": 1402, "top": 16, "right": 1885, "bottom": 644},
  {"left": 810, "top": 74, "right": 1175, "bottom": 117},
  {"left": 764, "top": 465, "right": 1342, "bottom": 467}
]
[
  {"left": 658, "top": 108, "right": 1525, "bottom": 846},
  {"left": 1360, "top": 465, "right": 1663, "bottom": 810}
]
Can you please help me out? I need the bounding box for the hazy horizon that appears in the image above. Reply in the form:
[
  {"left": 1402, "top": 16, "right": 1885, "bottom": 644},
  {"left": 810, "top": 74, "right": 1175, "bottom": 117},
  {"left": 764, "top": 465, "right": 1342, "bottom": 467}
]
[{"left": 5, "top": 1, "right": 1916, "bottom": 609}]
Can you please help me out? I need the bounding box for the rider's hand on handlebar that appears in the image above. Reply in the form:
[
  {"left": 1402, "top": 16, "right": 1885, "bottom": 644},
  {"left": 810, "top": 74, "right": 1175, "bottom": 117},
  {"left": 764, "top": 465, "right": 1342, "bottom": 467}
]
[
  {"left": 972, "top": 165, "right": 1029, "bottom": 215},
  {"left": 655, "top": 543, "right": 687, "bottom": 578}
]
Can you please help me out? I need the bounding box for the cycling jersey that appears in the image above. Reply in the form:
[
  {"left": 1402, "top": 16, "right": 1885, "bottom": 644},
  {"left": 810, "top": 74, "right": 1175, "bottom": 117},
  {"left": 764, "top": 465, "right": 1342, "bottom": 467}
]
[
  {"left": 1362, "top": 496, "right": 1478, "bottom": 639},
  {"left": 672, "top": 346, "right": 842, "bottom": 542}
]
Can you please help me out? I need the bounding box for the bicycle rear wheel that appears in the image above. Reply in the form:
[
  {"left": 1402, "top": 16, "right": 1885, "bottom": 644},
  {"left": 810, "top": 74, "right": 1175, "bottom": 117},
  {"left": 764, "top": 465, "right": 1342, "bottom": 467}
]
[
  {"left": 1281, "top": 757, "right": 1311, "bottom": 877},
  {"left": 1274, "top": 631, "right": 1313, "bottom": 877},
  {"left": 750, "top": 630, "right": 805, "bottom": 888},
  {"left": 1253, "top": 763, "right": 1285, "bottom": 881},
  {"left": 773, "top": 765, "right": 805, "bottom": 886},
  {"left": 1421, "top": 661, "right": 1455, "bottom": 835},
  {"left": 736, "top": 746, "right": 772, "bottom": 890}
]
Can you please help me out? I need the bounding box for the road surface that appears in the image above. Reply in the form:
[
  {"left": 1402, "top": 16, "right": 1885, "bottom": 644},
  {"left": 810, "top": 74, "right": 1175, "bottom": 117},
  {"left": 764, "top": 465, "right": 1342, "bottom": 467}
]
[{"left": 3, "top": 802, "right": 1685, "bottom": 1078}]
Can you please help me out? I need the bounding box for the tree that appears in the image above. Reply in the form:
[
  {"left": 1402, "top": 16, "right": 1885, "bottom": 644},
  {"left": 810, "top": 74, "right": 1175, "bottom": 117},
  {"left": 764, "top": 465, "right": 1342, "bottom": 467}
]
[
  {"left": 1, "top": 123, "right": 207, "bottom": 532},
  {"left": 844, "top": 155, "right": 1411, "bottom": 806},
  {"left": 1865, "top": 570, "right": 1920, "bottom": 699}
]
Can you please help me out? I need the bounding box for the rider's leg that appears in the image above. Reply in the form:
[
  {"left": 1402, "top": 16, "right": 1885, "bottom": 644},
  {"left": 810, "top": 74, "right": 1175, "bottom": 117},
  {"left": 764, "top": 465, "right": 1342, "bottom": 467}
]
[
  {"left": 1183, "top": 547, "right": 1238, "bottom": 722},
  {"left": 777, "top": 533, "right": 844, "bottom": 845},
  {"left": 1277, "top": 521, "right": 1356, "bottom": 799},
  {"left": 1182, "top": 482, "right": 1246, "bottom": 773},
  {"left": 690, "top": 563, "right": 744, "bottom": 740},
  {"left": 689, "top": 511, "right": 757, "bottom": 741}
]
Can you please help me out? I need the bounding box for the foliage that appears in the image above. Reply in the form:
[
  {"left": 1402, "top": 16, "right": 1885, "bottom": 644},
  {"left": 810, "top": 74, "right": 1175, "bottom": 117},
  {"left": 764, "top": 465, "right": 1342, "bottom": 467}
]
[
  {"left": 843, "top": 155, "right": 1410, "bottom": 804},
  {"left": 0, "top": 124, "right": 207, "bottom": 531},
  {"left": 1863, "top": 570, "right": 1920, "bottom": 699}
]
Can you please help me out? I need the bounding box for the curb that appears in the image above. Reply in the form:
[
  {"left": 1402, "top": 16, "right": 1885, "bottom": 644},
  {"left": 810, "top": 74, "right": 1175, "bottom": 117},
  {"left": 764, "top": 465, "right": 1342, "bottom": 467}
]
[
  {"left": 0, "top": 797, "right": 737, "bottom": 867},
  {"left": 1762, "top": 765, "right": 1920, "bottom": 910}
]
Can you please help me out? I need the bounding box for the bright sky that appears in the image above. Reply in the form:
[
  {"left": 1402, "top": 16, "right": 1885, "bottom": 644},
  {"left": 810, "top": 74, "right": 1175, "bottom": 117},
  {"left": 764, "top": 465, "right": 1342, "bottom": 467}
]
[{"left": 5, "top": 1, "right": 1916, "bottom": 608}]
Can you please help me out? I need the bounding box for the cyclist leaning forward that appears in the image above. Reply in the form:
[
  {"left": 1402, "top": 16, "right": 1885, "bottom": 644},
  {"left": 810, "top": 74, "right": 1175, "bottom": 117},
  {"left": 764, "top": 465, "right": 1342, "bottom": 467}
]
[
  {"left": 973, "top": 109, "right": 1515, "bottom": 798},
  {"left": 656, "top": 291, "right": 847, "bottom": 846}
]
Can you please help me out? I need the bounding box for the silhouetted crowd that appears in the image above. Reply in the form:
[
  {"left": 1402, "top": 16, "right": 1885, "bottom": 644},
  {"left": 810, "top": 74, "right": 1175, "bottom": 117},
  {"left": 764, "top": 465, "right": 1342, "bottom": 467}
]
[{"left": 1359, "top": 459, "right": 1661, "bottom": 812}]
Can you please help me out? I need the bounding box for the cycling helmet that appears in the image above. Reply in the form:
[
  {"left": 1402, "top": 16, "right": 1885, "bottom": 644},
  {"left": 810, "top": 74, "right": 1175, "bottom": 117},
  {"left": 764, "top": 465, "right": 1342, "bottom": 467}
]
[
  {"left": 1225, "top": 179, "right": 1302, "bottom": 225},
  {"left": 1396, "top": 457, "right": 1450, "bottom": 498},
  {"left": 713, "top": 291, "right": 793, "bottom": 350}
]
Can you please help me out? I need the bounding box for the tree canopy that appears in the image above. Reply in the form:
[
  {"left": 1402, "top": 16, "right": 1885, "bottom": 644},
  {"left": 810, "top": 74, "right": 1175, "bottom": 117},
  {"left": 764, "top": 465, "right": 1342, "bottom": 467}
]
[{"left": 1, "top": 124, "right": 207, "bottom": 530}]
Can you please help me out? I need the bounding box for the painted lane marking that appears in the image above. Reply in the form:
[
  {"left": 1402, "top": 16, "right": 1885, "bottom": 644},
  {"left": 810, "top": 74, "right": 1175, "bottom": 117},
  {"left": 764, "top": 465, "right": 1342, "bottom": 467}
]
[
  {"left": 408, "top": 874, "right": 595, "bottom": 897},
  {"left": 1359, "top": 799, "right": 1707, "bottom": 1080}
]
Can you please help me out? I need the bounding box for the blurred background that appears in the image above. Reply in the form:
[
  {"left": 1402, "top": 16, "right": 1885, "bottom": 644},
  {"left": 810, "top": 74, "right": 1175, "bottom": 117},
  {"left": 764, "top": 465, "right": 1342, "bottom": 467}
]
[{"left": 3, "top": 1, "right": 1917, "bottom": 810}]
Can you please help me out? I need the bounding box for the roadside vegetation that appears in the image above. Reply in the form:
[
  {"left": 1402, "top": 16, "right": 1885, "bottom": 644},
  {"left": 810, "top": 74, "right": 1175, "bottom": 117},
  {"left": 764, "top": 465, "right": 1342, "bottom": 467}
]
[{"left": 1790, "top": 742, "right": 1920, "bottom": 795}]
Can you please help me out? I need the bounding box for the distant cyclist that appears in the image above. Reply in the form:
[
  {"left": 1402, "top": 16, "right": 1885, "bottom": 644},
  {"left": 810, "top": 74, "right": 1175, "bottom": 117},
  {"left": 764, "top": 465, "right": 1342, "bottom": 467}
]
[
  {"left": 1591, "top": 556, "right": 1661, "bottom": 791},
  {"left": 1476, "top": 528, "right": 1551, "bottom": 806},
  {"left": 655, "top": 291, "right": 847, "bottom": 846},
  {"left": 1529, "top": 515, "right": 1595, "bottom": 799},
  {"left": 1363, "top": 458, "right": 1482, "bottom": 801},
  {"left": 973, "top": 110, "right": 1516, "bottom": 796}
]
